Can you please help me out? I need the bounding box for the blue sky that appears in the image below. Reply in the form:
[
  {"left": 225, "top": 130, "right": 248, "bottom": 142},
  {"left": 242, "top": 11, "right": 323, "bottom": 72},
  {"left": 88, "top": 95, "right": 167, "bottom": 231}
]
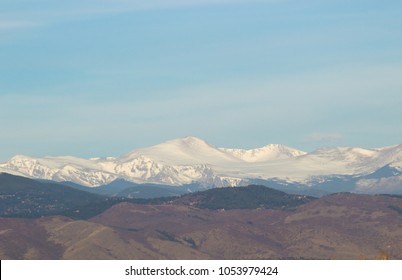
[{"left": 1, "top": 0, "right": 402, "bottom": 161}]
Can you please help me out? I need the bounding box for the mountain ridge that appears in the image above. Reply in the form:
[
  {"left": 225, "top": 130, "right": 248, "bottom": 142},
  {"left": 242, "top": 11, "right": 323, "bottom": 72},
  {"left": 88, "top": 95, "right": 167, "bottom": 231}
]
[
  {"left": 1, "top": 137, "right": 402, "bottom": 193},
  {"left": 0, "top": 173, "right": 315, "bottom": 219}
]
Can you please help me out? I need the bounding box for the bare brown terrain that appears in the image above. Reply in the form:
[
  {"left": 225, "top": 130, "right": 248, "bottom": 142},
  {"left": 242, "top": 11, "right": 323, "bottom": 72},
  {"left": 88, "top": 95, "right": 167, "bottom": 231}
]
[{"left": 1, "top": 193, "right": 402, "bottom": 260}]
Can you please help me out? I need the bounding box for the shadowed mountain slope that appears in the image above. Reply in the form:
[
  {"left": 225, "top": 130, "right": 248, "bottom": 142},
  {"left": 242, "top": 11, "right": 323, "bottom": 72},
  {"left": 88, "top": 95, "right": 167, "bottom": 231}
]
[{"left": 0, "top": 173, "right": 125, "bottom": 219}]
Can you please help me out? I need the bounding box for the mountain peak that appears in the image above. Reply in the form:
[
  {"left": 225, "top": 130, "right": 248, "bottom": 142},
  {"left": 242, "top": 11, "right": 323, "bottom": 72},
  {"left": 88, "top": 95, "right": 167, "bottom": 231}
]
[
  {"left": 220, "top": 143, "right": 306, "bottom": 162},
  {"left": 162, "top": 136, "right": 214, "bottom": 149},
  {"left": 260, "top": 143, "right": 306, "bottom": 154},
  {"left": 119, "top": 135, "right": 237, "bottom": 168},
  {"left": 9, "top": 154, "right": 34, "bottom": 161}
]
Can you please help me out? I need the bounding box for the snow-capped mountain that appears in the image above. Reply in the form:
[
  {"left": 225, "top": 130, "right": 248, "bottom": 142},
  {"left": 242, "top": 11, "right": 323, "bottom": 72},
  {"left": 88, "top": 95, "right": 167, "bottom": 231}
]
[
  {"left": 1, "top": 136, "right": 402, "bottom": 190},
  {"left": 221, "top": 144, "right": 306, "bottom": 162}
]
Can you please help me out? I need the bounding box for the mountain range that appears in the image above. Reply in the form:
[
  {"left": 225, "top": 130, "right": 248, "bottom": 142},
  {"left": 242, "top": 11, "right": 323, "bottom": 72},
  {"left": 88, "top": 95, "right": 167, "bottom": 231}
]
[
  {"left": 2, "top": 138, "right": 402, "bottom": 260},
  {"left": 1, "top": 136, "right": 402, "bottom": 194},
  {"left": 1, "top": 177, "right": 402, "bottom": 259}
]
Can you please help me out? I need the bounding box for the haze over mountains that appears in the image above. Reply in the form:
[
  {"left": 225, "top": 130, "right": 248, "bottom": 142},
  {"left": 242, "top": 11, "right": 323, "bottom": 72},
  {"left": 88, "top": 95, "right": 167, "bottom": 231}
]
[{"left": 1, "top": 136, "right": 402, "bottom": 194}]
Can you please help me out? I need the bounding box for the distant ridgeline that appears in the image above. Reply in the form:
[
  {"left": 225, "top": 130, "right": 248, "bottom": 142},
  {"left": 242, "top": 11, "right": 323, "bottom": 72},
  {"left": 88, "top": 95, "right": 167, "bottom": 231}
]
[
  {"left": 170, "top": 185, "right": 316, "bottom": 210},
  {"left": 0, "top": 173, "right": 315, "bottom": 219}
]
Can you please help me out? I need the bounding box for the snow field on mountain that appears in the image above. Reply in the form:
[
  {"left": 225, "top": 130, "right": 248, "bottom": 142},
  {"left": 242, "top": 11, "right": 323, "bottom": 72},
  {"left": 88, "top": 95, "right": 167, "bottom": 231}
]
[{"left": 1, "top": 136, "right": 402, "bottom": 187}]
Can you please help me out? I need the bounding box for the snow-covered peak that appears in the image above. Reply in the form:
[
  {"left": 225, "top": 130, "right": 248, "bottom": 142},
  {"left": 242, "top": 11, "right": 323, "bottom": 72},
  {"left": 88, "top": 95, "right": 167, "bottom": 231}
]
[
  {"left": 164, "top": 136, "right": 213, "bottom": 148},
  {"left": 310, "top": 146, "right": 377, "bottom": 160},
  {"left": 10, "top": 154, "right": 33, "bottom": 160},
  {"left": 119, "top": 136, "right": 240, "bottom": 165},
  {"left": 152, "top": 136, "right": 219, "bottom": 155},
  {"left": 220, "top": 144, "right": 306, "bottom": 162}
]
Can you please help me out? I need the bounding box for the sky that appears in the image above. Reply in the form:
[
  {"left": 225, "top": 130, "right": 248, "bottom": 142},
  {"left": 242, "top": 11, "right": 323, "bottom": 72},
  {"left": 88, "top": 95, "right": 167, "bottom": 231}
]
[{"left": 1, "top": 0, "right": 402, "bottom": 161}]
